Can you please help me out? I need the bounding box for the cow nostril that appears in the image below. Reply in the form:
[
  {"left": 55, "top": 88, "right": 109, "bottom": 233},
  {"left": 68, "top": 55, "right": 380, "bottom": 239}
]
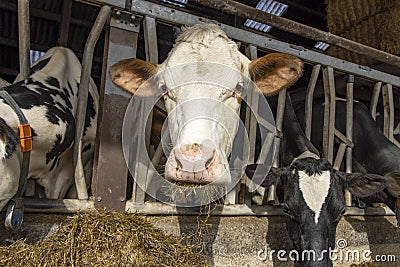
[
  {"left": 205, "top": 151, "right": 216, "bottom": 168},
  {"left": 175, "top": 158, "right": 183, "bottom": 169}
]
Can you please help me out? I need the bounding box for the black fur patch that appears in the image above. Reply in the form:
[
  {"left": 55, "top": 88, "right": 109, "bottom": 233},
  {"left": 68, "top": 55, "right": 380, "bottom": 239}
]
[
  {"left": 3, "top": 75, "right": 76, "bottom": 168},
  {"left": 0, "top": 118, "right": 18, "bottom": 159},
  {"left": 30, "top": 57, "right": 51, "bottom": 74},
  {"left": 82, "top": 143, "right": 92, "bottom": 153},
  {"left": 290, "top": 157, "right": 332, "bottom": 176},
  {"left": 84, "top": 93, "right": 96, "bottom": 135}
]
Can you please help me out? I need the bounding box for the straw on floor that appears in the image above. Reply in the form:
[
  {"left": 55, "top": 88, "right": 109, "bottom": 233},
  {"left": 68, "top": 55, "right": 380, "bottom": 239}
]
[{"left": 0, "top": 210, "right": 207, "bottom": 267}]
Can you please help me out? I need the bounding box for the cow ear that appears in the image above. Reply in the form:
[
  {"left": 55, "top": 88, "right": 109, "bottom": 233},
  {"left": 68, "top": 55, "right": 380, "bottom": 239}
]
[
  {"left": 344, "top": 172, "right": 387, "bottom": 198},
  {"left": 109, "top": 58, "right": 158, "bottom": 95},
  {"left": 384, "top": 172, "right": 400, "bottom": 197},
  {"left": 248, "top": 53, "right": 303, "bottom": 96},
  {"left": 245, "top": 164, "right": 281, "bottom": 188}
]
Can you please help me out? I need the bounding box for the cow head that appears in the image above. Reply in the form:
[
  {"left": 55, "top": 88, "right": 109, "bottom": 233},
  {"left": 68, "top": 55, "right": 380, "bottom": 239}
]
[
  {"left": 110, "top": 24, "right": 302, "bottom": 186},
  {"left": 246, "top": 153, "right": 400, "bottom": 266}
]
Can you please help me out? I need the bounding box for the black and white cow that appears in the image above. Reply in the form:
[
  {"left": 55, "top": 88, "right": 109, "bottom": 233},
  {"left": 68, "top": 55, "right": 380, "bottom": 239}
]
[
  {"left": 0, "top": 47, "right": 98, "bottom": 210},
  {"left": 247, "top": 94, "right": 400, "bottom": 266},
  {"left": 295, "top": 98, "right": 400, "bottom": 176},
  {"left": 294, "top": 98, "right": 400, "bottom": 208},
  {"left": 247, "top": 153, "right": 399, "bottom": 266}
]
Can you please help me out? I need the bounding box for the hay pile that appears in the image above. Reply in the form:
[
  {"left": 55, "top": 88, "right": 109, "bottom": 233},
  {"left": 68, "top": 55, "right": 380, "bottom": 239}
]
[
  {"left": 0, "top": 211, "right": 207, "bottom": 267},
  {"left": 350, "top": 262, "right": 383, "bottom": 267},
  {"left": 327, "top": 0, "right": 400, "bottom": 65}
]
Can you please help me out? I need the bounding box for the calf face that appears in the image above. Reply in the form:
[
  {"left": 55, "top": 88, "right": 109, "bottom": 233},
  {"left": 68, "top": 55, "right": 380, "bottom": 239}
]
[
  {"left": 110, "top": 24, "right": 303, "bottom": 186},
  {"left": 247, "top": 155, "right": 400, "bottom": 266}
]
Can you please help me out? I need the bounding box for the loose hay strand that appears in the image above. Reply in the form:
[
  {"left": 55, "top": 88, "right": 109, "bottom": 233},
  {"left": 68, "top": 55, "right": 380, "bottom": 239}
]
[{"left": 0, "top": 210, "right": 208, "bottom": 267}]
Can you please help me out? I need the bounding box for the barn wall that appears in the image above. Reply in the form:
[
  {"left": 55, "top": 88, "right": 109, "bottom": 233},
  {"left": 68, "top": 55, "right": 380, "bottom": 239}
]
[
  {"left": 327, "top": 0, "right": 400, "bottom": 66},
  {"left": 1, "top": 213, "right": 398, "bottom": 267}
]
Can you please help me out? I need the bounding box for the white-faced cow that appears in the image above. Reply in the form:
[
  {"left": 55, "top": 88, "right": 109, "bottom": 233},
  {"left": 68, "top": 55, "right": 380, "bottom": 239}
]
[
  {"left": 110, "top": 24, "right": 302, "bottom": 186},
  {"left": 0, "top": 47, "right": 98, "bottom": 211},
  {"left": 247, "top": 94, "right": 400, "bottom": 266}
]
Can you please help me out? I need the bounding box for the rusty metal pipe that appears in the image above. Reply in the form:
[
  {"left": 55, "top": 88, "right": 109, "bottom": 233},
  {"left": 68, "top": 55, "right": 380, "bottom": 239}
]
[
  {"left": 382, "top": 84, "right": 394, "bottom": 142},
  {"left": 16, "top": 0, "right": 30, "bottom": 82},
  {"left": 345, "top": 75, "right": 354, "bottom": 206},
  {"left": 322, "top": 66, "right": 336, "bottom": 163},
  {"left": 370, "top": 82, "right": 382, "bottom": 121},
  {"left": 73, "top": 6, "right": 111, "bottom": 200},
  {"left": 305, "top": 64, "right": 321, "bottom": 140},
  {"left": 190, "top": 0, "right": 400, "bottom": 68},
  {"left": 266, "top": 89, "right": 286, "bottom": 204}
]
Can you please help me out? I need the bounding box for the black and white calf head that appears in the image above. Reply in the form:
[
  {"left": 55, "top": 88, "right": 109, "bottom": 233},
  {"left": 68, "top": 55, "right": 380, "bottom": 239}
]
[
  {"left": 247, "top": 153, "right": 400, "bottom": 266},
  {"left": 280, "top": 157, "right": 345, "bottom": 266}
]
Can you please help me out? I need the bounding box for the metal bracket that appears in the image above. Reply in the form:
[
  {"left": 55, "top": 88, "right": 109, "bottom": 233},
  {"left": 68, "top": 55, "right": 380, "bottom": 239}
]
[
  {"left": 5, "top": 198, "right": 24, "bottom": 230},
  {"left": 111, "top": 9, "right": 141, "bottom": 32}
]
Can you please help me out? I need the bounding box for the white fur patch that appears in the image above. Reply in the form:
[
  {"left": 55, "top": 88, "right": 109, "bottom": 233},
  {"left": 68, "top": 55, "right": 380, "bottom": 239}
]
[{"left": 298, "top": 170, "right": 331, "bottom": 224}]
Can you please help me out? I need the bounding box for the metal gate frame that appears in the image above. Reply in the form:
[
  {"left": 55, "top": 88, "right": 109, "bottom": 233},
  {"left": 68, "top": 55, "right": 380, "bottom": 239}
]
[{"left": 18, "top": 0, "right": 399, "bottom": 217}]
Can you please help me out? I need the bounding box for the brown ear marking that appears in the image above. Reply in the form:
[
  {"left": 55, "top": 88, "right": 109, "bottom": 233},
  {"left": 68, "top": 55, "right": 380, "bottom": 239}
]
[
  {"left": 109, "top": 58, "right": 157, "bottom": 94},
  {"left": 249, "top": 53, "right": 303, "bottom": 96}
]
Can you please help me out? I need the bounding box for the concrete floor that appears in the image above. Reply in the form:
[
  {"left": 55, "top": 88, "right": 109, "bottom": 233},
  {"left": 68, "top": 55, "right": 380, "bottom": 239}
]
[{"left": 0, "top": 213, "right": 399, "bottom": 267}]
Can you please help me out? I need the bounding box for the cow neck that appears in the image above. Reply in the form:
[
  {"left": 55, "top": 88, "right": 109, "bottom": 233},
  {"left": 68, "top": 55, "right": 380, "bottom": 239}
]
[{"left": 0, "top": 89, "right": 31, "bottom": 199}]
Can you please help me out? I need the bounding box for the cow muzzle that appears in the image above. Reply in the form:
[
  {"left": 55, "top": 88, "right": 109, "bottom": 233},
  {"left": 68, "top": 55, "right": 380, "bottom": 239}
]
[{"left": 165, "top": 143, "right": 224, "bottom": 184}]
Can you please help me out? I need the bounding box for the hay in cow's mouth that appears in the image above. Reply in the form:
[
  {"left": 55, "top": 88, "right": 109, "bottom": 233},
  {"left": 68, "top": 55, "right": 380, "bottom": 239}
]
[
  {"left": 0, "top": 210, "right": 207, "bottom": 267},
  {"left": 162, "top": 181, "right": 225, "bottom": 206}
]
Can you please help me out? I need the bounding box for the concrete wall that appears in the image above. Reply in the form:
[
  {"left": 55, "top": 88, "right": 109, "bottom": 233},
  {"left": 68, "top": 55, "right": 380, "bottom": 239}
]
[{"left": 0, "top": 213, "right": 399, "bottom": 267}]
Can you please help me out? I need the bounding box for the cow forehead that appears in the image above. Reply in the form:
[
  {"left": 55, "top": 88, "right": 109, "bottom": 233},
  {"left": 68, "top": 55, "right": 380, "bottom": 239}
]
[
  {"left": 161, "top": 35, "right": 247, "bottom": 71},
  {"left": 298, "top": 170, "right": 331, "bottom": 224}
]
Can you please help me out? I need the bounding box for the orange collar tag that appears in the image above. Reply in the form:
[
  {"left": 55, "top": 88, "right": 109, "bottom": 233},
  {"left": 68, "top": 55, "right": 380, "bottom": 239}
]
[{"left": 18, "top": 124, "right": 32, "bottom": 152}]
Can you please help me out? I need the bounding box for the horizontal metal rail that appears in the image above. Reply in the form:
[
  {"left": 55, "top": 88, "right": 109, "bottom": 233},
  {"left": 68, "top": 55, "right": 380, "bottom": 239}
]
[
  {"left": 15, "top": 0, "right": 399, "bottom": 218},
  {"left": 191, "top": 0, "right": 400, "bottom": 68},
  {"left": 19, "top": 198, "right": 396, "bottom": 216},
  {"left": 125, "top": 0, "right": 400, "bottom": 87}
]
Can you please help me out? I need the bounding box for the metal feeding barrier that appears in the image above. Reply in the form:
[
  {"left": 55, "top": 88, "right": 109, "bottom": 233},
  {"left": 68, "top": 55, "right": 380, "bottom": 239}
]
[{"left": 14, "top": 0, "right": 399, "bottom": 217}]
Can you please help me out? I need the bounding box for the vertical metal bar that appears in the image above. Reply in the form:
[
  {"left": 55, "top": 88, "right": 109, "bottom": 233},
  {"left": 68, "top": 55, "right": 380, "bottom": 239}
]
[
  {"left": 382, "top": 84, "right": 394, "bottom": 142},
  {"left": 370, "top": 82, "right": 382, "bottom": 121},
  {"left": 74, "top": 6, "right": 111, "bottom": 200},
  {"left": 134, "top": 16, "right": 159, "bottom": 204},
  {"left": 224, "top": 185, "right": 238, "bottom": 204},
  {"left": 57, "top": 0, "right": 73, "bottom": 46},
  {"left": 239, "top": 44, "right": 258, "bottom": 206},
  {"left": 322, "top": 66, "right": 336, "bottom": 163},
  {"left": 143, "top": 16, "right": 158, "bottom": 64},
  {"left": 333, "top": 143, "right": 346, "bottom": 170},
  {"left": 245, "top": 45, "right": 258, "bottom": 163},
  {"left": 256, "top": 132, "right": 275, "bottom": 164},
  {"left": 305, "top": 64, "right": 321, "bottom": 140},
  {"left": 266, "top": 89, "right": 286, "bottom": 204},
  {"left": 143, "top": 16, "right": 158, "bottom": 151},
  {"left": 93, "top": 24, "right": 139, "bottom": 211},
  {"left": 134, "top": 99, "right": 149, "bottom": 204},
  {"left": 345, "top": 74, "right": 354, "bottom": 206},
  {"left": 273, "top": 90, "right": 286, "bottom": 167},
  {"left": 16, "top": 0, "right": 30, "bottom": 82}
]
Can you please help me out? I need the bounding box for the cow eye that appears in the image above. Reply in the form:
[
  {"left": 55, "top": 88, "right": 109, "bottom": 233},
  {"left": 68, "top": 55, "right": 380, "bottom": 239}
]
[
  {"left": 159, "top": 83, "right": 168, "bottom": 94},
  {"left": 282, "top": 203, "right": 290, "bottom": 214},
  {"left": 235, "top": 80, "right": 244, "bottom": 92},
  {"left": 281, "top": 203, "right": 297, "bottom": 220}
]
